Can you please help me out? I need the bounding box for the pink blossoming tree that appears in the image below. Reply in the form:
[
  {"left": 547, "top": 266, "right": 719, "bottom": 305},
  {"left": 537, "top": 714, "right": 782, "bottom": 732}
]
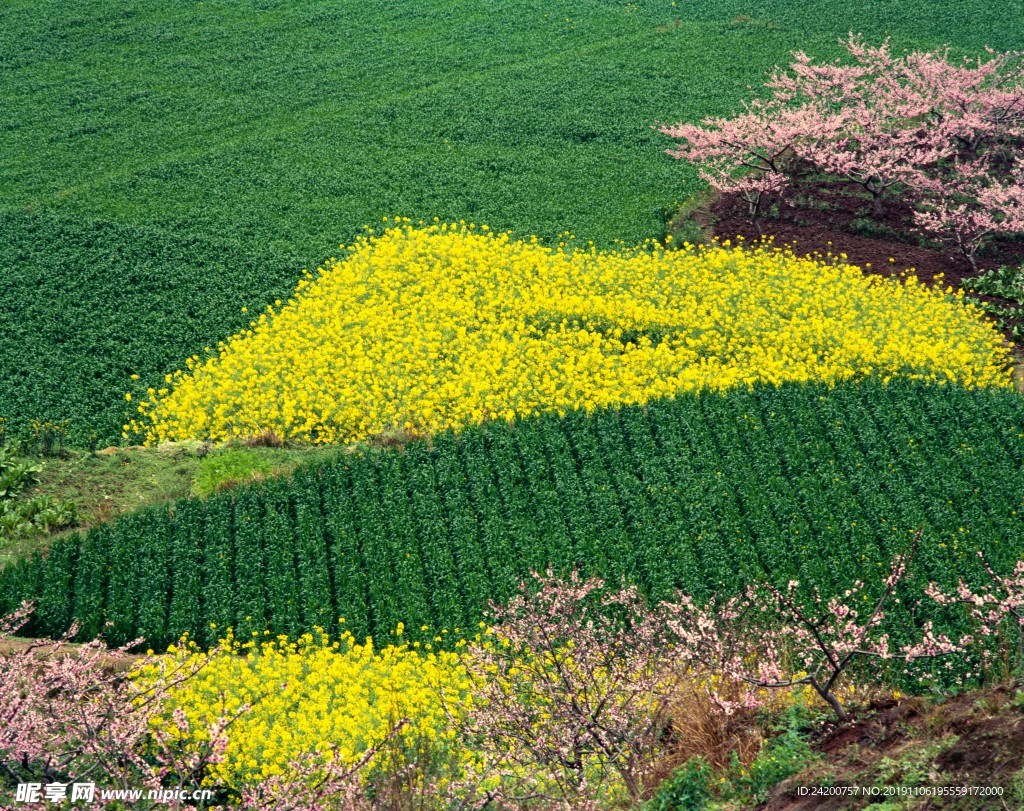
[
  {"left": 660, "top": 104, "right": 832, "bottom": 234},
  {"left": 456, "top": 570, "right": 679, "bottom": 806},
  {"left": 766, "top": 37, "right": 955, "bottom": 216},
  {"left": 661, "top": 35, "right": 1024, "bottom": 263},
  {"left": 661, "top": 540, "right": 964, "bottom": 724},
  {"left": 913, "top": 158, "right": 1024, "bottom": 270}
]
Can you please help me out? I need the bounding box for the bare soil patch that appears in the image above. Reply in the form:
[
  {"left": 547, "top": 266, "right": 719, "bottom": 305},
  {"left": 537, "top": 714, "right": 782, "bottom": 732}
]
[{"left": 762, "top": 686, "right": 1024, "bottom": 810}]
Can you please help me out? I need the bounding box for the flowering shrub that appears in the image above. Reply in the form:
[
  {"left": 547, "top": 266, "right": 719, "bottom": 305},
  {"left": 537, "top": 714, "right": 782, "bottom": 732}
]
[
  {"left": 660, "top": 103, "right": 817, "bottom": 235},
  {"left": 129, "top": 221, "right": 1009, "bottom": 446},
  {"left": 458, "top": 571, "right": 679, "bottom": 805},
  {"left": 663, "top": 542, "right": 966, "bottom": 722}
]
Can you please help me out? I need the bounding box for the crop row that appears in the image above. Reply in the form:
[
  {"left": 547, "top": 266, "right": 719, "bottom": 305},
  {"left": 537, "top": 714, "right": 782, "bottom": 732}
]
[{"left": 2, "top": 379, "right": 1023, "bottom": 650}]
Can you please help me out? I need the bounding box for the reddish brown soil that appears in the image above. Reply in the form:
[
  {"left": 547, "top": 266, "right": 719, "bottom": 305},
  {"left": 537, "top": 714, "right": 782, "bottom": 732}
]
[
  {"left": 762, "top": 686, "right": 1024, "bottom": 810},
  {"left": 704, "top": 178, "right": 1024, "bottom": 281}
]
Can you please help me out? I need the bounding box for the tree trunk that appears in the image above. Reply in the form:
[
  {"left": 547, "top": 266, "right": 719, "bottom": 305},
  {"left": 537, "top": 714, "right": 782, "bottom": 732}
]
[
  {"left": 961, "top": 243, "right": 979, "bottom": 273},
  {"left": 747, "top": 191, "right": 765, "bottom": 240},
  {"left": 811, "top": 678, "right": 850, "bottom": 723},
  {"left": 871, "top": 191, "right": 885, "bottom": 219}
]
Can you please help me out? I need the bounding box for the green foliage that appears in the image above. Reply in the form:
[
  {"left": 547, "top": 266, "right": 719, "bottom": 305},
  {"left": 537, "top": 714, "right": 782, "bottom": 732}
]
[
  {"left": 2, "top": 380, "right": 1024, "bottom": 656},
  {"left": 190, "top": 448, "right": 277, "bottom": 498},
  {"left": 1009, "top": 766, "right": 1024, "bottom": 807},
  {"left": 963, "top": 265, "right": 1024, "bottom": 301},
  {"left": 2, "top": 0, "right": 1022, "bottom": 443},
  {"left": 649, "top": 709, "right": 817, "bottom": 810},
  {"left": 737, "top": 714, "right": 817, "bottom": 802},
  {"left": 962, "top": 265, "right": 1024, "bottom": 341},
  {"left": 0, "top": 211, "right": 303, "bottom": 447},
  {"left": 848, "top": 215, "right": 900, "bottom": 240},
  {"left": 0, "top": 445, "right": 77, "bottom": 545},
  {"left": 869, "top": 736, "right": 957, "bottom": 809},
  {"left": 647, "top": 757, "right": 715, "bottom": 811},
  {"left": 667, "top": 216, "right": 712, "bottom": 248},
  {"left": 0, "top": 446, "right": 40, "bottom": 500}
]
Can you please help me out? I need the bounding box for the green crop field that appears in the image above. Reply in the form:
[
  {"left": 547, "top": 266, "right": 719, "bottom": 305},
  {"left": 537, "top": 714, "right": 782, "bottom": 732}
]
[
  {"left": 3, "top": 380, "right": 1022, "bottom": 652},
  {"left": 1, "top": 0, "right": 1021, "bottom": 444}
]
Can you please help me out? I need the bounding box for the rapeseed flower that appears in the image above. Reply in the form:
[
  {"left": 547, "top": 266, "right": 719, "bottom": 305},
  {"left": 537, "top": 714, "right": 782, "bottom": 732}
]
[
  {"left": 138, "top": 628, "right": 472, "bottom": 790},
  {"left": 132, "top": 221, "right": 1011, "bottom": 445}
]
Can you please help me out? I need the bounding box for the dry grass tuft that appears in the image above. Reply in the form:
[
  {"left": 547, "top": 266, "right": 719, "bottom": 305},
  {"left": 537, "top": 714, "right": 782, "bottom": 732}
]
[{"left": 241, "top": 429, "right": 287, "bottom": 448}]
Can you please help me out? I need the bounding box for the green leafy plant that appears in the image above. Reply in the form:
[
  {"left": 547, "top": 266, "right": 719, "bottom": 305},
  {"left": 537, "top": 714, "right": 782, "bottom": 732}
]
[
  {"left": 962, "top": 265, "right": 1024, "bottom": 340},
  {"left": 962, "top": 265, "right": 1024, "bottom": 301},
  {"left": 1008, "top": 765, "right": 1024, "bottom": 806},
  {"left": 0, "top": 508, "right": 31, "bottom": 539},
  {"left": 0, "top": 446, "right": 42, "bottom": 498},
  {"left": 647, "top": 757, "right": 715, "bottom": 811},
  {"left": 873, "top": 736, "right": 956, "bottom": 787},
  {"left": 668, "top": 216, "right": 712, "bottom": 247},
  {"left": 737, "top": 710, "right": 818, "bottom": 802},
  {"left": 23, "top": 496, "right": 78, "bottom": 533},
  {"left": 849, "top": 216, "right": 900, "bottom": 239},
  {"left": 0, "top": 445, "right": 77, "bottom": 543}
]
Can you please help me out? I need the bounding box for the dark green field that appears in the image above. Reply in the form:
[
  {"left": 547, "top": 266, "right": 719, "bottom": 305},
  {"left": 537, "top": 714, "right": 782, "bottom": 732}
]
[
  {"left": 2, "top": 0, "right": 1021, "bottom": 443},
  {"left": 3, "top": 380, "right": 1022, "bottom": 653}
]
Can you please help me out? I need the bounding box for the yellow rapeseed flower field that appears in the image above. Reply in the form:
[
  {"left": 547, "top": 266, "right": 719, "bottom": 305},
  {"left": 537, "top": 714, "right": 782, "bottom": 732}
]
[
  {"left": 136, "top": 627, "right": 473, "bottom": 790},
  {"left": 130, "top": 220, "right": 1012, "bottom": 445}
]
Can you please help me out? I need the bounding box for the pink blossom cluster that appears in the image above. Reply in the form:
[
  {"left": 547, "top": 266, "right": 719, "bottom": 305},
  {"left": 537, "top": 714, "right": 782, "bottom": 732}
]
[
  {"left": 925, "top": 551, "right": 1024, "bottom": 673},
  {"left": 453, "top": 570, "right": 678, "bottom": 806},
  {"left": 658, "top": 553, "right": 932, "bottom": 723},
  {"left": 661, "top": 35, "right": 1024, "bottom": 266}
]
